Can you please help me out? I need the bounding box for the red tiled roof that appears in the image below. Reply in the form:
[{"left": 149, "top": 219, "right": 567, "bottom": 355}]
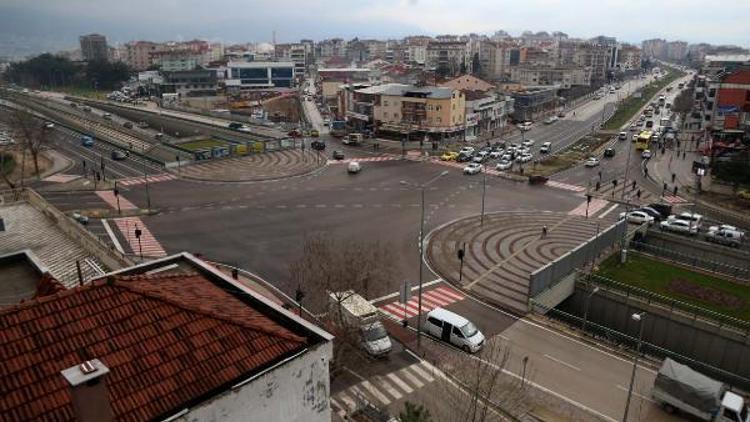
[{"left": 0, "top": 272, "right": 307, "bottom": 421}]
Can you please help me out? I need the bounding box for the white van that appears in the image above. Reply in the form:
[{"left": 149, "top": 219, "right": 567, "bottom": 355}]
[
  {"left": 424, "top": 307, "right": 485, "bottom": 353},
  {"left": 347, "top": 161, "right": 361, "bottom": 174}
]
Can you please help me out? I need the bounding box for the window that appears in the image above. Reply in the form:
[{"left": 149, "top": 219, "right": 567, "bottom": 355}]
[
  {"left": 384, "top": 100, "right": 389, "bottom": 106},
  {"left": 436, "top": 105, "right": 442, "bottom": 111},
  {"left": 427, "top": 317, "right": 442, "bottom": 328},
  {"left": 452, "top": 326, "right": 464, "bottom": 338},
  {"left": 383, "top": 112, "right": 388, "bottom": 118},
  {"left": 437, "top": 117, "right": 442, "bottom": 123},
  {"left": 708, "top": 88, "right": 716, "bottom": 98}
]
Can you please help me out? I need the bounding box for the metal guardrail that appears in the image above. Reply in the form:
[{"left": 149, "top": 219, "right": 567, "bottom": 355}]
[{"left": 631, "top": 240, "right": 750, "bottom": 280}]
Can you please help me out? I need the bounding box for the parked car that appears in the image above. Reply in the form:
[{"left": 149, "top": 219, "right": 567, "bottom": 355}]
[
  {"left": 522, "top": 139, "right": 535, "bottom": 147},
  {"left": 629, "top": 124, "right": 638, "bottom": 131},
  {"left": 641, "top": 150, "right": 653, "bottom": 159},
  {"left": 705, "top": 226, "right": 745, "bottom": 247},
  {"left": 310, "top": 129, "right": 319, "bottom": 137},
  {"left": 518, "top": 121, "right": 533, "bottom": 131},
  {"left": 660, "top": 219, "right": 699, "bottom": 235},
  {"left": 635, "top": 207, "right": 664, "bottom": 222},
  {"left": 424, "top": 307, "right": 485, "bottom": 353},
  {"left": 102, "top": 113, "right": 112, "bottom": 120},
  {"left": 332, "top": 150, "right": 345, "bottom": 160},
  {"left": 440, "top": 151, "right": 459, "bottom": 161},
  {"left": 557, "top": 111, "right": 566, "bottom": 118},
  {"left": 123, "top": 121, "right": 134, "bottom": 129},
  {"left": 540, "top": 142, "right": 552, "bottom": 154},
  {"left": 496, "top": 160, "right": 512, "bottom": 171},
  {"left": 463, "top": 163, "right": 483, "bottom": 175},
  {"left": 584, "top": 157, "right": 600, "bottom": 167},
  {"left": 489, "top": 150, "right": 503, "bottom": 159},
  {"left": 459, "top": 146, "right": 475, "bottom": 156},
  {"left": 81, "top": 136, "right": 94, "bottom": 147},
  {"left": 516, "top": 153, "right": 533, "bottom": 163},
  {"left": 311, "top": 140, "right": 326, "bottom": 151},
  {"left": 619, "top": 210, "right": 655, "bottom": 225},
  {"left": 347, "top": 161, "right": 361, "bottom": 174},
  {"left": 472, "top": 151, "right": 489, "bottom": 163},
  {"left": 543, "top": 116, "right": 558, "bottom": 124},
  {"left": 500, "top": 153, "right": 512, "bottom": 162},
  {"left": 457, "top": 153, "right": 472, "bottom": 162}
]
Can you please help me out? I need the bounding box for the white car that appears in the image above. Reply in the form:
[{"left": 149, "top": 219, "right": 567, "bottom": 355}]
[
  {"left": 619, "top": 210, "right": 655, "bottom": 225},
  {"left": 671, "top": 212, "right": 703, "bottom": 229},
  {"left": 660, "top": 219, "right": 698, "bottom": 235},
  {"left": 424, "top": 307, "right": 485, "bottom": 353},
  {"left": 518, "top": 121, "right": 533, "bottom": 131},
  {"left": 347, "top": 161, "right": 361, "bottom": 174},
  {"left": 642, "top": 150, "right": 653, "bottom": 159},
  {"left": 708, "top": 224, "right": 741, "bottom": 234},
  {"left": 515, "top": 153, "right": 533, "bottom": 163},
  {"left": 496, "top": 160, "right": 512, "bottom": 171},
  {"left": 489, "top": 150, "right": 502, "bottom": 159},
  {"left": 459, "top": 146, "right": 475, "bottom": 156},
  {"left": 522, "top": 139, "right": 535, "bottom": 147},
  {"left": 584, "top": 157, "right": 600, "bottom": 167},
  {"left": 618, "top": 131, "right": 627, "bottom": 141},
  {"left": 500, "top": 153, "right": 512, "bottom": 161},
  {"left": 540, "top": 142, "right": 552, "bottom": 154},
  {"left": 463, "top": 163, "right": 483, "bottom": 175},
  {"left": 43, "top": 122, "right": 55, "bottom": 129},
  {"left": 543, "top": 116, "right": 558, "bottom": 124}
]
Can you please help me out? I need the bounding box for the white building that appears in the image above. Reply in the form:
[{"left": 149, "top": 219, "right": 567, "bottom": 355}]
[{"left": 225, "top": 61, "right": 296, "bottom": 90}]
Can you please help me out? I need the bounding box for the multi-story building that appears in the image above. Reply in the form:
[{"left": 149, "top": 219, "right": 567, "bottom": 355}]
[
  {"left": 558, "top": 40, "right": 609, "bottom": 84},
  {"left": 347, "top": 83, "right": 466, "bottom": 139},
  {"left": 617, "top": 45, "right": 642, "bottom": 70},
  {"left": 426, "top": 39, "right": 469, "bottom": 77},
  {"left": 463, "top": 90, "right": 513, "bottom": 140},
  {"left": 694, "top": 67, "right": 750, "bottom": 139},
  {"left": 440, "top": 74, "right": 495, "bottom": 92},
  {"left": 79, "top": 33, "right": 109, "bottom": 62},
  {"left": 317, "top": 38, "right": 347, "bottom": 60},
  {"left": 702, "top": 54, "right": 750, "bottom": 76},
  {"left": 510, "top": 85, "right": 559, "bottom": 121},
  {"left": 666, "top": 41, "right": 689, "bottom": 62},
  {"left": 403, "top": 36, "right": 431, "bottom": 65},
  {"left": 642, "top": 39, "right": 667, "bottom": 59},
  {"left": 224, "top": 61, "right": 296, "bottom": 92},
  {"left": 275, "top": 43, "right": 307, "bottom": 76},
  {"left": 510, "top": 65, "right": 592, "bottom": 88},
  {"left": 125, "top": 41, "right": 164, "bottom": 70},
  {"left": 150, "top": 50, "right": 203, "bottom": 72},
  {"left": 160, "top": 69, "right": 218, "bottom": 97}
]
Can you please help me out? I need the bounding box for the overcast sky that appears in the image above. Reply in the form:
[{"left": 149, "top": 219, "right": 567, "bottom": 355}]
[{"left": 1, "top": 0, "right": 748, "bottom": 55}]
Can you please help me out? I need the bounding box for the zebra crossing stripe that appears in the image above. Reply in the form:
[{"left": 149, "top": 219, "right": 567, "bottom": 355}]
[
  {"left": 400, "top": 366, "right": 426, "bottom": 387},
  {"left": 96, "top": 190, "right": 137, "bottom": 210},
  {"left": 410, "top": 362, "right": 435, "bottom": 383},
  {"left": 377, "top": 286, "right": 466, "bottom": 321},
  {"left": 360, "top": 380, "right": 391, "bottom": 405},
  {"left": 433, "top": 286, "right": 464, "bottom": 300},
  {"left": 547, "top": 180, "right": 587, "bottom": 192},
  {"left": 386, "top": 372, "right": 414, "bottom": 394},
  {"left": 118, "top": 173, "right": 177, "bottom": 187},
  {"left": 375, "top": 376, "right": 403, "bottom": 400}
]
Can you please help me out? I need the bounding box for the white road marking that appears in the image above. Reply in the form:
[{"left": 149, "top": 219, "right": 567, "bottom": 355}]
[
  {"left": 598, "top": 203, "right": 620, "bottom": 219},
  {"left": 369, "top": 278, "right": 443, "bottom": 303},
  {"left": 375, "top": 376, "right": 403, "bottom": 400},
  {"left": 386, "top": 372, "right": 414, "bottom": 394},
  {"left": 410, "top": 362, "right": 435, "bottom": 382},
  {"left": 101, "top": 219, "right": 124, "bottom": 254},
  {"left": 544, "top": 354, "right": 582, "bottom": 372},
  {"left": 360, "top": 380, "right": 391, "bottom": 405},
  {"left": 399, "top": 366, "right": 425, "bottom": 388}
]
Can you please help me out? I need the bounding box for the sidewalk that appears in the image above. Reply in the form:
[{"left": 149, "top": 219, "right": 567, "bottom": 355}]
[{"left": 645, "top": 143, "right": 706, "bottom": 198}]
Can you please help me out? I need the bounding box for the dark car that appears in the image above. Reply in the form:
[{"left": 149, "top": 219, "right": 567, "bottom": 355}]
[
  {"left": 604, "top": 147, "right": 616, "bottom": 158},
  {"left": 647, "top": 203, "right": 673, "bottom": 219},
  {"left": 228, "top": 122, "right": 243, "bottom": 130},
  {"left": 311, "top": 140, "right": 326, "bottom": 151},
  {"left": 111, "top": 150, "right": 129, "bottom": 161},
  {"left": 457, "top": 153, "right": 472, "bottom": 162},
  {"left": 635, "top": 206, "right": 663, "bottom": 221},
  {"left": 332, "top": 150, "right": 345, "bottom": 160}
]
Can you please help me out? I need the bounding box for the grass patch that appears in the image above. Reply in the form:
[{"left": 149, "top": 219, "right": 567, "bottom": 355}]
[
  {"left": 55, "top": 85, "right": 108, "bottom": 100},
  {"left": 604, "top": 70, "right": 685, "bottom": 131},
  {"left": 523, "top": 134, "right": 610, "bottom": 177},
  {"left": 178, "top": 139, "right": 229, "bottom": 151},
  {"left": 0, "top": 153, "right": 16, "bottom": 176},
  {"left": 597, "top": 254, "right": 750, "bottom": 322}
]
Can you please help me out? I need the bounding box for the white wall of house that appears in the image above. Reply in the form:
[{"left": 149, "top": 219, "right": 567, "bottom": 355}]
[{"left": 177, "top": 341, "right": 332, "bottom": 422}]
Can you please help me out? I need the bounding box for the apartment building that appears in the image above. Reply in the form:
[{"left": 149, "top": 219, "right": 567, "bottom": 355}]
[
  {"left": 125, "top": 41, "right": 163, "bottom": 70},
  {"left": 275, "top": 43, "right": 308, "bottom": 75},
  {"left": 617, "top": 45, "right": 642, "bottom": 70},
  {"left": 642, "top": 39, "right": 667, "bottom": 58},
  {"left": 440, "top": 74, "right": 495, "bottom": 92},
  {"left": 666, "top": 41, "right": 689, "bottom": 61},
  {"left": 317, "top": 38, "right": 347, "bottom": 59},
  {"left": 160, "top": 69, "right": 218, "bottom": 97},
  {"left": 511, "top": 65, "right": 592, "bottom": 88},
  {"left": 349, "top": 83, "right": 466, "bottom": 138},
  {"left": 693, "top": 67, "right": 750, "bottom": 138},
  {"left": 79, "top": 33, "right": 108, "bottom": 62},
  {"left": 225, "top": 61, "right": 296, "bottom": 91},
  {"left": 151, "top": 50, "right": 202, "bottom": 72},
  {"left": 426, "top": 39, "right": 469, "bottom": 77},
  {"left": 463, "top": 90, "right": 513, "bottom": 140}
]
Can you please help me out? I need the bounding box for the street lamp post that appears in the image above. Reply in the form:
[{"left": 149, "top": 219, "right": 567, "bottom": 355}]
[
  {"left": 480, "top": 168, "right": 487, "bottom": 227},
  {"left": 623, "top": 312, "right": 646, "bottom": 422},
  {"left": 401, "top": 170, "right": 449, "bottom": 349},
  {"left": 581, "top": 286, "right": 600, "bottom": 331}
]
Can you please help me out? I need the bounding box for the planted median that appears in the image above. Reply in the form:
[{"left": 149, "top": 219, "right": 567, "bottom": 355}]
[{"left": 603, "top": 70, "right": 685, "bottom": 131}]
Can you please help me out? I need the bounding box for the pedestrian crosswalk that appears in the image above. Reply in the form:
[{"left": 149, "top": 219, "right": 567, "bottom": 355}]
[
  {"left": 546, "top": 180, "right": 587, "bottom": 193},
  {"left": 568, "top": 198, "right": 609, "bottom": 216},
  {"left": 117, "top": 173, "right": 177, "bottom": 187},
  {"left": 330, "top": 361, "right": 438, "bottom": 418},
  {"left": 112, "top": 217, "right": 167, "bottom": 258},
  {"left": 327, "top": 156, "right": 401, "bottom": 164},
  {"left": 95, "top": 190, "right": 137, "bottom": 210},
  {"left": 662, "top": 194, "right": 688, "bottom": 204},
  {"left": 377, "top": 286, "right": 465, "bottom": 322},
  {"left": 430, "top": 159, "right": 505, "bottom": 176},
  {"left": 42, "top": 173, "right": 81, "bottom": 183}
]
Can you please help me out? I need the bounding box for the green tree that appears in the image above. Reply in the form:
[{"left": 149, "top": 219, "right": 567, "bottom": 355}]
[
  {"left": 399, "top": 401, "right": 432, "bottom": 422},
  {"left": 5, "top": 54, "right": 79, "bottom": 88},
  {"left": 714, "top": 150, "right": 750, "bottom": 188},
  {"left": 85, "top": 60, "right": 131, "bottom": 90}
]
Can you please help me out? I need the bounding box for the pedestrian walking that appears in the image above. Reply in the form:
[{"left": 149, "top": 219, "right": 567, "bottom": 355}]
[{"left": 542, "top": 226, "right": 548, "bottom": 238}]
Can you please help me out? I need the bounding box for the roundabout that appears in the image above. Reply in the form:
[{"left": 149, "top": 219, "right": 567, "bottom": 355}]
[{"left": 425, "top": 210, "right": 619, "bottom": 313}]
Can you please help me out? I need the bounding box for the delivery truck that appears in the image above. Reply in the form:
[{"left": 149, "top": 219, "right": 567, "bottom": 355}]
[
  {"left": 652, "top": 358, "right": 749, "bottom": 421},
  {"left": 329, "top": 291, "right": 392, "bottom": 357}
]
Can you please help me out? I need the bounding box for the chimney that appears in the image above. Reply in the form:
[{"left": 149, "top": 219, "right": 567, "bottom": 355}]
[{"left": 61, "top": 359, "right": 115, "bottom": 422}]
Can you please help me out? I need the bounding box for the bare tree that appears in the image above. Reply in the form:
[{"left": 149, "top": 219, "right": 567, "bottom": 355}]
[
  {"left": 434, "top": 337, "right": 530, "bottom": 421},
  {"left": 9, "top": 108, "right": 48, "bottom": 181}
]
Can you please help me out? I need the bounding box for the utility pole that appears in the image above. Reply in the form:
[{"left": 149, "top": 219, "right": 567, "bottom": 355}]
[{"left": 143, "top": 157, "right": 151, "bottom": 210}]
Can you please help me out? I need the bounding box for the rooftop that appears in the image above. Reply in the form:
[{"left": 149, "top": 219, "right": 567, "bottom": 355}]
[
  {"left": 355, "top": 83, "right": 455, "bottom": 98},
  {"left": 0, "top": 249, "right": 54, "bottom": 308},
  {"left": 705, "top": 54, "right": 750, "bottom": 63},
  {"left": 0, "top": 253, "right": 327, "bottom": 421}
]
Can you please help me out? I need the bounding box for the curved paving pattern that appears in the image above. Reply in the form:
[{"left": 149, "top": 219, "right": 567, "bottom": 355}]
[
  {"left": 175, "top": 149, "right": 326, "bottom": 182},
  {"left": 426, "top": 211, "right": 618, "bottom": 314}
]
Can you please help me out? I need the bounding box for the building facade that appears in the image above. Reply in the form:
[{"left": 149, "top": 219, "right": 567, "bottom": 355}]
[
  {"left": 225, "top": 61, "right": 296, "bottom": 90},
  {"left": 161, "top": 69, "right": 218, "bottom": 97},
  {"left": 426, "top": 40, "right": 469, "bottom": 77},
  {"left": 510, "top": 65, "right": 592, "bottom": 88},
  {"left": 79, "top": 33, "right": 108, "bottom": 62}
]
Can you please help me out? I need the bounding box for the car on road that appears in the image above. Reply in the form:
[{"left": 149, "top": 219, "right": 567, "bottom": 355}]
[
  {"left": 43, "top": 122, "right": 55, "bottom": 130},
  {"left": 584, "top": 157, "right": 600, "bottom": 167},
  {"left": 463, "top": 162, "right": 483, "bottom": 175},
  {"left": 310, "top": 129, "right": 319, "bottom": 137},
  {"left": 0, "top": 133, "right": 14, "bottom": 146},
  {"left": 635, "top": 207, "right": 664, "bottom": 222},
  {"left": 557, "top": 111, "right": 566, "bottom": 118},
  {"left": 71, "top": 212, "right": 89, "bottom": 225},
  {"left": 440, "top": 151, "right": 459, "bottom": 161},
  {"left": 81, "top": 136, "right": 94, "bottom": 147},
  {"left": 705, "top": 226, "right": 745, "bottom": 247},
  {"left": 518, "top": 121, "right": 533, "bottom": 131},
  {"left": 457, "top": 153, "right": 472, "bottom": 162},
  {"left": 618, "top": 131, "right": 627, "bottom": 141},
  {"left": 522, "top": 139, "right": 535, "bottom": 147},
  {"left": 641, "top": 150, "right": 652, "bottom": 159},
  {"left": 424, "top": 307, "right": 485, "bottom": 353},
  {"left": 604, "top": 147, "right": 616, "bottom": 158},
  {"left": 647, "top": 203, "right": 673, "bottom": 219},
  {"left": 323, "top": 118, "right": 331, "bottom": 127},
  {"left": 660, "top": 218, "right": 698, "bottom": 235},
  {"left": 122, "top": 121, "right": 134, "bottom": 129},
  {"left": 332, "top": 150, "right": 345, "bottom": 160},
  {"left": 540, "top": 142, "right": 552, "bottom": 154},
  {"left": 102, "top": 113, "right": 112, "bottom": 120},
  {"left": 489, "top": 150, "right": 503, "bottom": 159},
  {"left": 671, "top": 212, "right": 703, "bottom": 229},
  {"left": 347, "top": 161, "right": 361, "bottom": 174},
  {"left": 543, "top": 116, "right": 558, "bottom": 124},
  {"left": 459, "top": 146, "right": 475, "bottom": 156},
  {"left": 111, "top": 150, "right": 129, "bottom": 161},
  {"left": 311, "top": 140, "right": 326, "bottom": 151},
  {"left": 619, "top": 210, "right": 655, "bottom": 225},
  {"left": 496, "top": 160, "right": 512, "bottom": 171},
  {"left": 629, "top": 124, "right": 638, "bottom": 131}
]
